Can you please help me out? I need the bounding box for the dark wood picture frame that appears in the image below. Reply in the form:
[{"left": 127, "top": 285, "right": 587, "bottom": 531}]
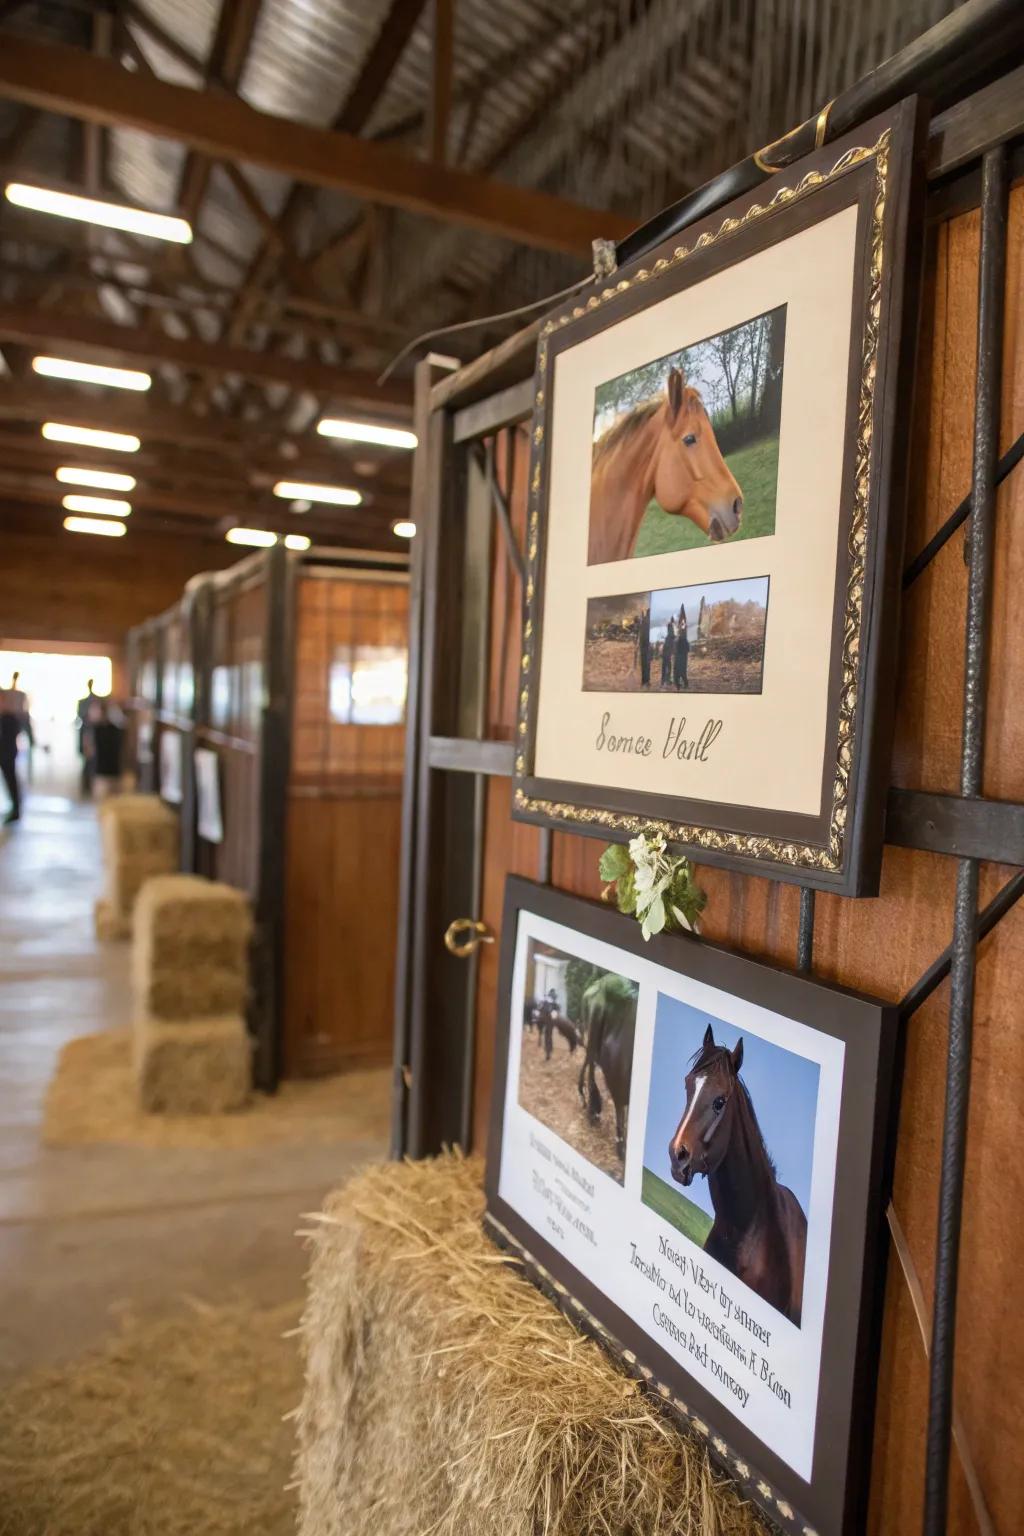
[
  {"left": 512, "top": 100, "right": 925, "bottom": 895},
  {"left": 485, "top": 877, "right": 899, "bottom": 1536}
]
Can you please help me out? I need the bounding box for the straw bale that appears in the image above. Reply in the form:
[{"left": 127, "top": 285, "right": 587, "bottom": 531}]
[
  {"left": 93, "top": 897, "right": 129, "bottom": 943},
  {"left": 100, "top": 796, "right": 178, "bottom": 916},
  {"left": 295, "top": 1154, "right": 770, "bottom": 1536},
  {"left": 133, "top": 875, "right": 252, "bottom": 1021},
  {"left": 0, "top": 1297, "right": 302, "bottom": 1536},
  {"left": 44, "top": 1029, "right": 390, "bottom": 1150},
  {"left": 134, "top": 1015, "right": 251, "bottom": 1115}
]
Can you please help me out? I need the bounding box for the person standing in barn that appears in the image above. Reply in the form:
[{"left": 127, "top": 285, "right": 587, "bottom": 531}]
[
  {"left": 662, "top": 616, "right": 675, "bottom": 689},
  {"left": 0, "top": 672, "right": 32, "bottom": 825}
]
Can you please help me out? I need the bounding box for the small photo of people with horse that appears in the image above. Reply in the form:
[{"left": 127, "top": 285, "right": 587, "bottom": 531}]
[
  {"left": 588, "top": 304, "right": 786, "bottom": 566},
  {"left": 641, "top": 996, "right": 819, "bottom": 1328},
  {"left": 582, "top": 576, "right": 769, "bottom": 695},
  {"left": 518, "top": 939, "right": 638, "bottom": 1185}
]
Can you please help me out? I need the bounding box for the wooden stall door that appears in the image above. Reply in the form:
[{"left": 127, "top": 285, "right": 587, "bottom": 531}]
[{"left": 284, "top": 572, "right": 408, "bottom": 1076}]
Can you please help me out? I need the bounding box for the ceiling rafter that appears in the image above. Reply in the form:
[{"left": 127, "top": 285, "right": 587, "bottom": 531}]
[
  {"left": 0, "top": 303, "right": 412, "bottom": 407},
  {"left": 0, "top": 36, "right": 632, "bottom": 255}
]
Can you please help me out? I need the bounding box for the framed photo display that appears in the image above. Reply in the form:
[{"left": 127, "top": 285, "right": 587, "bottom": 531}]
[
  {"left": 485, "top": 878, "right": 899, "bottom": 1536},
  {"left": 512, "top": 101, "right": 924, "bottom": 894}
]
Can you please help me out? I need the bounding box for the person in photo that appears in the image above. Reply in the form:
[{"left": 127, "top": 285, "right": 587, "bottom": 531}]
[
  {"left": 674, "top": 608, "right": 690, "bottom": 690},
  {"left": 661, "top": 616, "right": 675, "bottom": 689}
]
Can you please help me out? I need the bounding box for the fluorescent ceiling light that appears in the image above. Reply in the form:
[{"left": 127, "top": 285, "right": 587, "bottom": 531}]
[
  {"left": 316, "top": 418, "right": 417, "bottom": 450},
  {"left": 63, "top": 515, "right": 127, "bottom": 537},
  {"left": 42, "top": 422, "right": 140, "bottom": 452},
  {"left": 284, "top": 534, "right": 311, "bottom": 551},
  {"left": 56, "top": 466, "right": 136, "bottom": 492},
  {"left": 392, "top": 520, "right": 416, "bottom": 539},
  {"left": 273, "top": 480, "right": 362, "bottom": 507},
  {"left": 6, "top": 183, "right": 192, "bottom": 243},
  {"left": 33, "top": 356, "right": 151, "bottom": 391},
  {"left": 62, "top": 493, "right": 131, "bottom": 517},
  {"left": 225, "top": 527, "right": 277, "bottom": 547}
]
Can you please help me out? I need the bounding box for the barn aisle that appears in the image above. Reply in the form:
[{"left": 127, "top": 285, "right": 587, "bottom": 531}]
[{"left": 0, "top": 790, "right": 389, "bottom": 1375}]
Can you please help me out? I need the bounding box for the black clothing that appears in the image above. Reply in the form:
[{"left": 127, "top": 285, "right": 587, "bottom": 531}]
[
  {"left": 638, "top": 609, "right": 651, "bottom": 687},
  {"left": 0, "top": 749, "right": 18, "bottom": 819},
  {"left": 93, "top": 720, "right": 124, "bottom": 780},
  {"left": 674, "top": 627, "right": 690, "bottom": 689},
  {"left": 661, "top": 620, "right": 675, "bottom": 686}
]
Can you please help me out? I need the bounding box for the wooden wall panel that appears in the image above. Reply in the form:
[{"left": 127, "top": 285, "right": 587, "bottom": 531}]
[
  {"left": 466, "top": 185, "right": 1024, "bottom": 1536},
  {"left": 283, "top": 792, "right": 402, "bottom": 1076},
  {"left": 0, "top": 524, "right": 236, "bottom": 646},
  {"left": 283, "top": 572, "right": 409, "bottom": 1077}
]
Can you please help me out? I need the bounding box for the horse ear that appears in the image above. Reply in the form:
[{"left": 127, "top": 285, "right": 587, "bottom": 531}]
[
  {"left": 731, "top": 1038, "right": 744, "bottom": 1075},
  {"left": 666, "top": 368, "right": 685, "bottom": 423},
  {"left": 703, "top": 1023, "right": 714, "bottom": 1049}
]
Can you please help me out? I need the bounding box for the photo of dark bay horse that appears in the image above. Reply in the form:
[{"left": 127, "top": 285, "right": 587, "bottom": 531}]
[
  {"left": 517, "top": 940, "right": 638, "bottom": 1184},
  {"left": 643, "top": 1001, "right": 818, "bottom": 1328},
  {"left": 588, "top": 305, "right": 786, "bottom": 564}
]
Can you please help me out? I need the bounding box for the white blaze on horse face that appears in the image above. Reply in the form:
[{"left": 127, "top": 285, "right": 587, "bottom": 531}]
[{"left": 673, "top": 1073, "right": 708, "bottom": 1157}]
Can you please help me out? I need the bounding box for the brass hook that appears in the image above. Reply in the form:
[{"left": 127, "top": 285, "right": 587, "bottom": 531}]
[{"left": 443, "top": 917, "right": 495, "bottom": 958}]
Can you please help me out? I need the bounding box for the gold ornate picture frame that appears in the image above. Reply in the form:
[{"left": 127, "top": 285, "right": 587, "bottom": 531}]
[{"left": 512, "top": 102, "right": 923, "bottom": 896}]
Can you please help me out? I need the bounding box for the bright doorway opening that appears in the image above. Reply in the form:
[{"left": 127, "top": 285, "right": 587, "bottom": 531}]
[{"left": 0, "top": 650, "right": 113, "bottom": 798}]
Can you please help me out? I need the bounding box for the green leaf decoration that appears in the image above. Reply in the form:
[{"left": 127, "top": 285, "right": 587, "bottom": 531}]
[
  {"left": 598, "top": 834, "right": 707, "bottom": 942},
  {"left": 598, "top": 843, "right": 630, "bottom": 882}
]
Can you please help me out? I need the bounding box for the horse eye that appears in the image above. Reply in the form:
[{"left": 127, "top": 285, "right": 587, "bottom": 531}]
[
  {"left": 713, "top": 1095, "right": 726, "bottom": 1114},
  {"left": 682, "top": 432, "right": 697, "bottom": 446}
]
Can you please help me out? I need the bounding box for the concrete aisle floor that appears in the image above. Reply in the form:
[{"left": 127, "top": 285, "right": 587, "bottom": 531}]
[{"left": 0, "top": 783, "right": 387, "bottom": 1374}]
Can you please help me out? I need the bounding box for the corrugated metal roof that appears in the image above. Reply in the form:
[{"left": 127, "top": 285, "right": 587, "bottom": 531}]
[{"left": 0, "top": 0, "right": 968, "bottom": 395}]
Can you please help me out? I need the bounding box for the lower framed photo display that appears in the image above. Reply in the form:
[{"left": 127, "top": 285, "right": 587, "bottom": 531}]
[{"left": 484, "top": 878, "right": 899, "bottom": 1536}]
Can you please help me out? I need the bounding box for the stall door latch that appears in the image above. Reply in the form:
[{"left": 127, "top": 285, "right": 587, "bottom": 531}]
[{"left": 443, "top": 918, "right": 495, "bottom": 958}]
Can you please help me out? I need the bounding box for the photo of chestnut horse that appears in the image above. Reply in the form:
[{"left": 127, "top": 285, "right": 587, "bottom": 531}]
[
  {"left": 589, "top": 369, "right": 743, "bottom": 564},
  {"left": 587, "top": 305, "right": 786, "bottom": 566},
  {"left": 667, "top": 1025, "right": 807, "bottom": 1325}
]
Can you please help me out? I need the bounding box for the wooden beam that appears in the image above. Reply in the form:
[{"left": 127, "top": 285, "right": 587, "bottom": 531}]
[
  {"left": 0, "top": 36, "right": 634, "bottom": 255},
  {"left": 429, "top": 0, "right": 454, "bottom": 164},
  {"left": 174, "top": 0, "right": 264, "bottom": 234},
  {"left": 0, "top": 304, "right": 412, "bottom": 408},
  {"left": 338, "top": 0, "right": 431, "bottom": 135}
]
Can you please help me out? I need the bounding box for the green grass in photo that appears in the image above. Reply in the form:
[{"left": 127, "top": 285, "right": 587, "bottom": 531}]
[
  {"left": 641, "top": 1166, "right": 713, "bottom": 1247},
  {"left": 633, "top": 434, "right": 780, "bottom": 559}
]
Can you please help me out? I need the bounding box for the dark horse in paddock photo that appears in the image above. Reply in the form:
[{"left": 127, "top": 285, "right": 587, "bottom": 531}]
[
  {"left": 588, "top": 368, "right": 743, "bottom": 564},
  {"left": 578, "top": 973, "right": 638, "bottom": 1159},
  {"left": 668, "top": 1025, "right": 807, "bottom": 1326}
]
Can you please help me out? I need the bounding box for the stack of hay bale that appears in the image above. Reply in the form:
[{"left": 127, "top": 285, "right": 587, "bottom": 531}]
[
  {"left": 94, "top": 794, "right": 178, "bottom": 941},
  {"left": 131, "top": 874, "right": 253, "bottom": 1114}
]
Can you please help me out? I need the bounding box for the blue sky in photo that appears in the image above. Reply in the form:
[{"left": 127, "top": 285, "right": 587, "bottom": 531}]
[
  {"left": 642, "top": 994, "right": 820, "bottom": 1218},
  {"left": 649, "top": 576, "right": 768, "bottom": 644}
]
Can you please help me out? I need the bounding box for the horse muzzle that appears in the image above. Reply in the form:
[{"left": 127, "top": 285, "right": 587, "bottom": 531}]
[
  {"left": 668, "top": 1147, "right": 695, "bottom": 1187},
  {"left": 708, "top": 497, "right": 743, "bottom": 542}
]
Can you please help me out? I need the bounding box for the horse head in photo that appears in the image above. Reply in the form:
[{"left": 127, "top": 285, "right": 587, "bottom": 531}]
[
  {"left": 656, "top": 369, "right": 744, "bottom": 544},
  {"left": 667, "top": 1021, "right": 807, "bottom": 1326},
  {"left": 588, "top": 368, "right": 743, "bottom": 564},
  {"left": 668, "top": 1022, "right": 743, "bottom": 1187}
]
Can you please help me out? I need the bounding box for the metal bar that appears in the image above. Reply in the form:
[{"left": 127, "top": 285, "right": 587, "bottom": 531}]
[
  {"left": 796, "top": 886, "right": 816, "bottom": 972},
  {"left": 538, "top": 827, "right": 553, "bottom": 885},
  {"left": 924, "top": 144, "right": 1008, "bottom": 1536},
  {"left": 902, "top": 428, "right": 1024, "bottom": 589},
  {"left": 899, "top": 869, "right": 1024, "bottom": 1024},
  {"left": 478, "top": 442, "right": 527, "bottom": 588},
  {"left": 885, "top": 787, "right": 1024, "bottom": 863}
]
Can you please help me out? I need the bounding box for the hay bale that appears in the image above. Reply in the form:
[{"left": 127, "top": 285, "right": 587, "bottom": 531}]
[
  {"left": 294, "top": 1155, "right": 769, "bottom": 1536},
  {"left": 99, "top": 794, "right": 178, "bottom": 918},
  {"left": 0, "top": 1297, "right": 302, "bottom": 1536},
  {"left": 133, "top": 874, "right": 252, "bottom": 1021},
  {"left": 134, "top": 1015, "right": 251, "bottom": 1114},
  {"left": 93, "top": 897, "right": 129, "bottom": 943}
]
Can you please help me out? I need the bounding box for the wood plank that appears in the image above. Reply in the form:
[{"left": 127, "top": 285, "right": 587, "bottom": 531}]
[
  {"left": 0, "top": 304, "right": 411, "bottom": 407},
  {"left": 428, "top": 736, "right": 514, "bottom": 774},
  {"left": 928, "top": 62, "right": 1024, "bottom": 180},
  {"left": 0, "top": 37, "right": 636, "bottom": 256},
  {"left": 452, "top": 378, "right": 535, "bottom": 442}
]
